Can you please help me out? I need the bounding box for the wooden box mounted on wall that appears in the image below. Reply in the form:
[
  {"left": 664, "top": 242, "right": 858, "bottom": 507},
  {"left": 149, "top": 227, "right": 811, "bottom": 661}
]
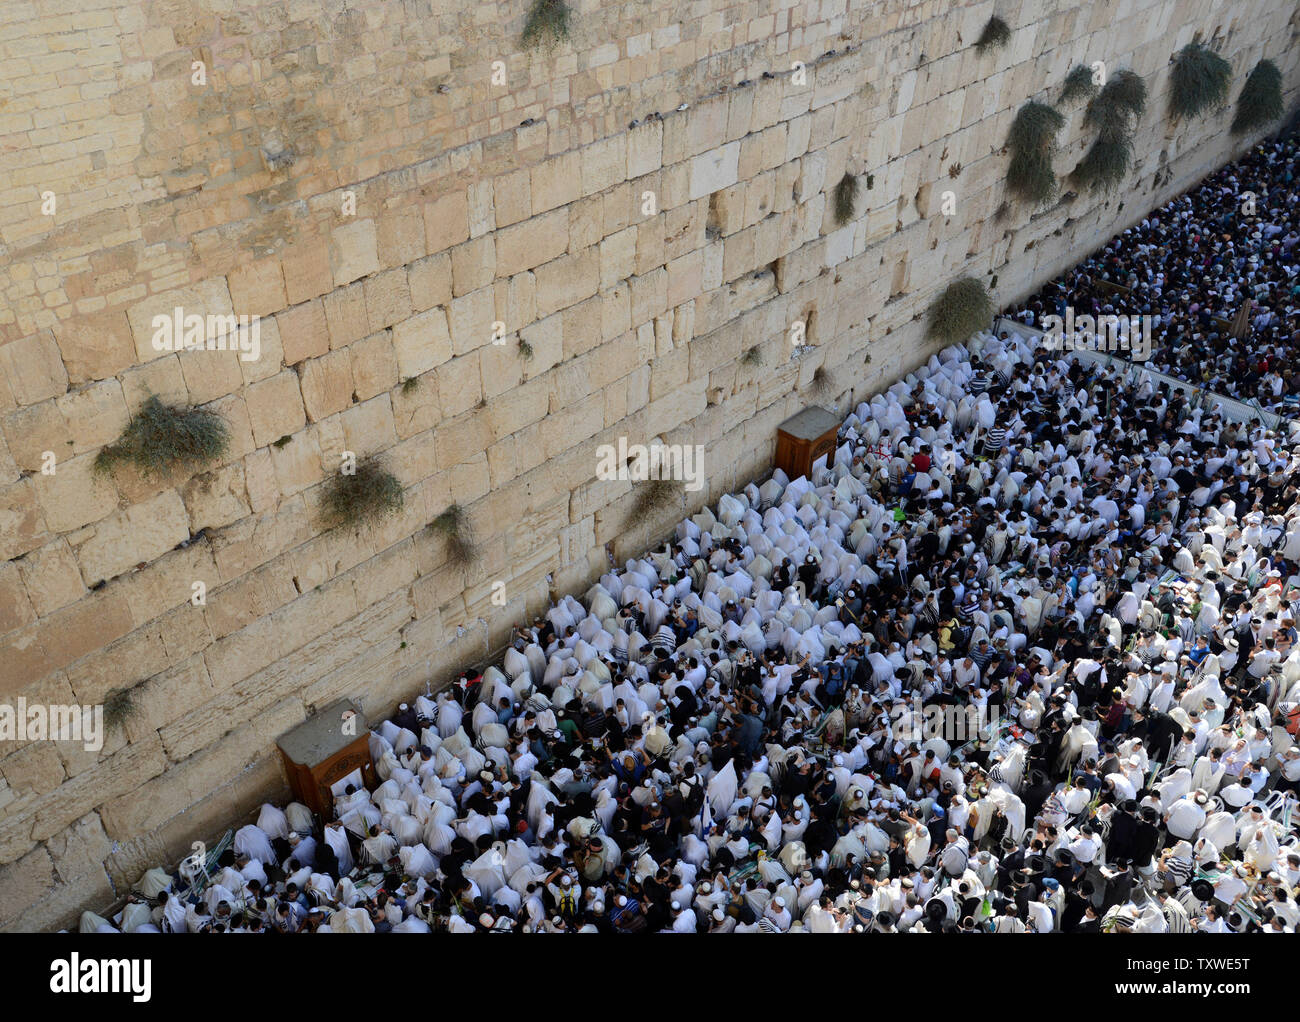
[
  {"left": 775, "top": 406, "right": 841, "bottom": 481},
  {"left": 276, "top": 699, "right": 376, "bottom": 822}
]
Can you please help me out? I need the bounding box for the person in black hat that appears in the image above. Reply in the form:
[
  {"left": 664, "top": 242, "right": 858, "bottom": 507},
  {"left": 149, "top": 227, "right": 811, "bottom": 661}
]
[
  {"left": 1099, "top": 859, "right": 1134, "bottom": 912},
  {"left": 1133, "top": 806, "right": 1161, "bottom": 873},
  {"left": 1107, "top": 799, "right": 1140, "bottom": 863}
]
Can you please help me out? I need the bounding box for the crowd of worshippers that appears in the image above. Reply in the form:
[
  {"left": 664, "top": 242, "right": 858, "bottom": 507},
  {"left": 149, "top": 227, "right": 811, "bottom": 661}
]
[
  {"left": 89, "top": 329, "right": 1300, "bottom": 935},
  {"left": 1011, "top": 133, "right": 1300, "bottom": 412}
]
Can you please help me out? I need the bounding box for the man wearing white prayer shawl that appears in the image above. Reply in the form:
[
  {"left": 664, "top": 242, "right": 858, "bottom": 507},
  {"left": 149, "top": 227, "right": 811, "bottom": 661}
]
[
  {"left": 361, "top": 826, "right": 398, "bottom": 868},
  {"left": 234, "top": 823, "right": 277, "bottom": 866}
]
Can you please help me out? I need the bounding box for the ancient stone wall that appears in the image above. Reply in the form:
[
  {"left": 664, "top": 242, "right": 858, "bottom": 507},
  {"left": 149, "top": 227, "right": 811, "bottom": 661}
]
[{"left": 1, "top": 0, "right": 1297, "bottom": 929}]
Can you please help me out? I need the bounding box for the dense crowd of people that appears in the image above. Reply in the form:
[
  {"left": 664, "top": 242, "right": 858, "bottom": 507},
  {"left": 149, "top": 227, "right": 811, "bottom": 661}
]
[
  {"left": 83, "top": 324, "right": 1300, "bottom": 934},
  {"left": 1013, "top": 133, "right": 1300, "bottom": 412}
]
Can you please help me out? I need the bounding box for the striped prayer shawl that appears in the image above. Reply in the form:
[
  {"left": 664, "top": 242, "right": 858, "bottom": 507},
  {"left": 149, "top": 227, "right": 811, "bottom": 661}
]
[{"left": 1163, "top": 897, "right": 1192, "bottom": 933}]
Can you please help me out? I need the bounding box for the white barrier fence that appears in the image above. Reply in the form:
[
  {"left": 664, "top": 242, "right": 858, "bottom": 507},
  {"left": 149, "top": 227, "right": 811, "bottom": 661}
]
[{"left": 992, "top": 316, "right": 1300, "bottom": 437}]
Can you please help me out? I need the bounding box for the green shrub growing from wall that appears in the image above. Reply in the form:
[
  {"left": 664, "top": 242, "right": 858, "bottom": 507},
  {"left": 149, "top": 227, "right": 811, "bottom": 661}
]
[
  {"left": 321, "top": 458, "right": 404, "bottom": 529},
  {"left": 94, "top": 395, "right": 230, "bottom": 480},
  {"left": 927, "top": 277, "right": 994, "bottom": 344},
  {"left": 1006, "top": 100, "right": 1065, "bottom": 204},
  {"left": 1169, "top": 41, "right": 1232, "bottom": 121},
  {"left": 832, "top": 172, "right": 859, "bottom": 225},
  {"left": 1061, "top": 65, "right": 1098, "bottom": 104},
  {"left": 521, "top": 0, "right": 571, "bottom": 49},
  {"left": 1073, "top": 70, "right": 1146, "bottom": 191},
  {"left": 1232, "top": 59, "right": 1283, "bottom": 134},
  {"left": 975, "top": 16, "right": 1011, "bottom": 54}
]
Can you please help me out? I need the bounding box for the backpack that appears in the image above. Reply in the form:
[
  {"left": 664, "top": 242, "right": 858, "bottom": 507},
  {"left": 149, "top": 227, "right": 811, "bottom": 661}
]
[{"left": 683, "top": 776, "right": 705, "bottom": 816}]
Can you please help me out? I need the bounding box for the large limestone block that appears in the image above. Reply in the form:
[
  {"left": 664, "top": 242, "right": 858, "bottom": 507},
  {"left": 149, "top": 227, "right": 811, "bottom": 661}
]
[
  {"left": 449, "top": 235, "right": 497, "bottom": 298},
  {"left": 530, "top": 151, "right": 582, "bottom": 215},
  {"left": 245, "top": 370, "right": 307, "bottom": 447},
  {"left": 627, "top": 119, "right": 664, "bottom": 178},
  {"left": 493, "top": 168, "right": 532, "bottom": 228},
  {"left": 391, "top": 307, "right": 452, "bottom": 380},
  {"left": 275, "top": 299, "right": 329, "bottom": 366},
  {"left": 408, "top": 252, "right": 453, "bottom": 312},
  {"left": 363, "top": 268, "right": 413, "bottom": 332},
  {"left": 0, "top": 847, "right": 54, "bottom": 930},
  {"left": 125, "top": 278, "right": 235, "bottom": 366},
  {"left": 448, "top": 286, "right": 498, "bottom": 356},
  {"left": 322, "top": 281, "right": 370, "bottom": 350},
  {"left": 299, "top": 348, "right": 354, "bottom": 423},
  {"left": 423, "top": 190, "right": 469, "bottom": 256},
  {"left": 495, "top": 208, "right": 569, "bottom": 279},
  {"left": 435, "top": 353, "right": 482, "bottom": 417},
  {"left": 70, "top": 489, "right": 190, "bottom": 586},
  {"left": 329, "top": 218, "right": 380, "bottom": 287},
  {"left": 51, "top": 309, "right": 135, "bottom": 385},
  {"left": 689, "top": 140, "right": 741, "bottom": 201},
  {"left": 31, "top": 454, "right": 117, "bottom": 536},
  {"left": 534, "top": 249, "right": 599, "bottom": 319},
  {"left": 281, "top": 241, "right": 334, "bottom": 305},
  {"left": 581, "top": 134, "right": 627, "bottom": 197},
  {"left": 226, "top": 258, "right": 288, "bottom": 318}
]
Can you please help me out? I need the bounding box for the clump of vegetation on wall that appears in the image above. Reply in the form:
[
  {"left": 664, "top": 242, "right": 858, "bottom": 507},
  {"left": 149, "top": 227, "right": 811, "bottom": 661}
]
[
  {"left": 1232, "top": 59, "right": 1283, "bottom": 134},
  {"left": 102, "top": 687, "right": 139, "bottom": 731},
  {"left": 1061, "top": 64, "right": 1098, "bottom": 104},
  {"left": 1169, "top": 41, "right": 1232, "bottom": 122},
  {"left": 742, "top": 345, "right": 764, "bottom": 367},
  {"left": 1006, "top": 100, "right": 1065, "bottom": 204},
  {"left": 321, "top": 458, "right": 405, "bottom": 529},
  {"left": 1072, "top": 70, "right": 1146, "bottom": 191},
  {"left": 810, "top": 365, "right": 836, "bottom": 400},
  {"left": 1073, "top": 136, "right": 1134, "bottom": 191},
  {"left": 832, "top": 172, "right": 858, "bottom": 225},
  {"left": 518, "top": 337, "right": 535, "bottom": 360},
  {"left": 927, "top": 277, "right": 994, "bottom": 344},
  {"left": 430, "top": 503, "right": 479, "bottom": 566},
  {"left": 975, "top": 16, "right": 1011, "bottom": 54},
  {"left": 629, "top": 478, "right": 683, "bottom": 521},
  {"left": 94, "top": 395, "right": 230, "bottom": 480},
  {"left": 521, "top": 0, "right": 571, "bottom": 49}
]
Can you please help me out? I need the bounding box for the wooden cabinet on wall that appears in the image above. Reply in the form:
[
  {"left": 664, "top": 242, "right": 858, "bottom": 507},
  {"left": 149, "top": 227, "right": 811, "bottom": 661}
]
[
  {"left": 775, "top": 407, "right": 840, "bottom": 482},
  {"left": 276, "top": 699, "right": 376, "bottom": 822}
]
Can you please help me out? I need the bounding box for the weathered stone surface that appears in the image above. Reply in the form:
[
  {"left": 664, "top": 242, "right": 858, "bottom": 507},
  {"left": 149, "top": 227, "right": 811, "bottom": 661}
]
[
  {"left": 329, "top": 218, "right": 380, "bottom": 287},
  {"left": 0, "top": 332, "right": 70, "bottom": 406},
  {"left": 70, "top": 489, "right": 190, "bottom": 587},
  {"left": 30, "top": 457, "right": 117, "bottom": 543},
  {"left": 0, "top": 847, "right": 54, "bottom": 931},
  {"left": 4, "top": 0, "right": 1294, "bottom": 931},
  {"left": 51, "top": 311, "right": 136, "bottom": 385},
  {"left": 299, "top": 348, "right": 355, "bottom": 423},
  {"left": 245, "top": 371, "right": 307, "bottom": 448}
]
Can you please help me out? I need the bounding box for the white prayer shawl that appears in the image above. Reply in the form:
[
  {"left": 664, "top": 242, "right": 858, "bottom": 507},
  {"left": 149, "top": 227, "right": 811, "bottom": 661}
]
[
  {"left": 904, "top": 824, "right": 930, "bottom": 868},
  {"left": 707, "top": 760, "right": 738, "bottom": 815},
  {"left": 120, "top": 901, "right": 154, "bottom": 933},
  {"left": 1200, "top": 811, "right": 1236, "bottom": 853},
  {"left": 256, "top": 803, "right": 290, "bottom": 841},
  {"left": 234, "top": 824, "right": 277, "bottom": 866},
  {"left": 330, "top": 907, "right": 375, "bottom": 933},
  {"left": 399, "top": 844, "right": 438, "bottom": 879},
  {"left": 161, "top": 893, "right": 187, "bottom": 934}
]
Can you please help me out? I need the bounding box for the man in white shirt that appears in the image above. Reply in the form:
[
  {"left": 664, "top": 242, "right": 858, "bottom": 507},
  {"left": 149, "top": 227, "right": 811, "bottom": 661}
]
[{"left": 1164, "top": 791, "right": 1208, "bottom": 840}]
